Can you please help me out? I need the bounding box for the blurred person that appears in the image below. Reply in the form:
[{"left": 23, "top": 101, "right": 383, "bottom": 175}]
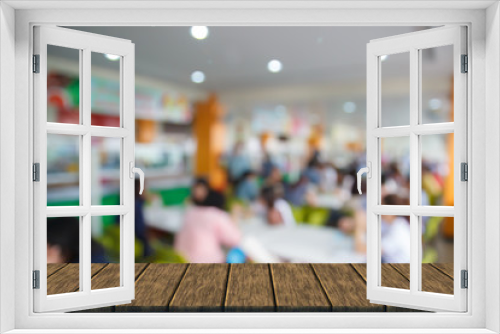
[
  {"left": 285, "top": 173, "right": 316, "bottom": 207},
  {"left": 47, "top": 217, "right": 106, "bottom": 263},
  {"left": 303, "top": 151, "right": 322, "bottom": 185},
  {"left": 174, "top": 177, "right": 240, "bottom": 263},
  {"left": 226, "top": 141, "right": 251, "bottom": 185},
  {"left": 134, "top": 178, "right": 152, "bottom": 257},
  {"left": 325, "top": 209, "right": 367, "bottom": 255},
  {"left": 265, "top": 166, "right": 284, "bottom": 189},
  {"left": 261, "top": 151, "right": 275, "bottom": 179},
  {"left": 422, "top": 163, "right": 443, "bottom": 205},
  {"left": 319, "top": 162, "right": 338, "bottom": 193},
  {"left": 380, "top": 194, "right": 411, "bottom": 263},
  {"left": 260, "top": 185, "right": 296, "bottom": 226},
  {"left": 235, "top": 170, "right": 259, "bottom": 202}
]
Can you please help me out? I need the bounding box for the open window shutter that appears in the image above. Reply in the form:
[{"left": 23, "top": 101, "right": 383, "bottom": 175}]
[
  {"left": 365, "top": 26, "right": 467, "bottom": 312},
  {"left": 33, "top": 26, "right": 136, "bottom": 312}
]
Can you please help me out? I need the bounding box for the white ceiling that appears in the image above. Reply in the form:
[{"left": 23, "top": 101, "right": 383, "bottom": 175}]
[{"left": 65, "top": 26, "right": 435, "bottom": 93}]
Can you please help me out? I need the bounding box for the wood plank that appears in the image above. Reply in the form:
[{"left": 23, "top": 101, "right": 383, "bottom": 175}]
[
  {"left": 271, "top": 264, "right": 330, "bottom": 312},
  {"left": 390, "top": 263, "right": 454, "bottom": 295},
  {"left": 351, "top": 263, "right": 421, "bottom": 312},
  {"left": 431, "top": 263, "right": 454, "bottom": 278},
  {"left": 351, "top": 263, "right": 409, "bottom": 290},
  {"left": 76, "top": 263, "right": 149, "bottom": 313},
  {"left": 312, "top": 264, "right": 383, "bottom": 312},
  {"left": 47, "top": 263, "right": 106, "bottom": 295},
  {"left": 116, "top": 263, "right": 187, "bottom": 312},
  {"left": 91, "top": 263, "right": 120, "bottom": 290},
  {"left": 421, "top": 264, "right": 454, "bottom": 295},
  {"left": 91, "top": 263, "right": 148, "bottom": 291},
  {"left": 169, "top": 264, "right": 229, "bottom": 312},
  {"left": 47, "top": 263, "right": 80, "bottom": 295},
  {"left": 225, "top": 264, "right": 275, "bottom": 312},
  {"left": 47, "top": 263, "right": 68, "bottom": 277}
]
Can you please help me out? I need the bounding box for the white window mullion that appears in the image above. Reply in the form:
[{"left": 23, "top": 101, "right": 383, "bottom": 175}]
[
  {"left": 81, "top": 48, "right": 92, "bottom": 294},
  {"left": 121, "top": 48, "right": 135, "bottom": 291},
  {"left": 409, "top": 47, "right": 420, "bottom": 295}
]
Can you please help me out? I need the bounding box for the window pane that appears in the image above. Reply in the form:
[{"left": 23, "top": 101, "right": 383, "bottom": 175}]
[
  {"left": 91, "top": 52, "right": 121, "bottom": 127},
  {"left": 421, "top": 134, "right": 453, "bottom": 206},
  {"left": 380, "top": 215, "right": 411, "bottom": 290},
  {"left": 380, "top": 52, "right": 410, "bottom": 127},
  {"left": 47, "top": 134, "right": 80, "bottom": 206},
  {"left": 421, "top": 45, "right": 454, "bottom": 124},
  {"left": 47, "top": 217, "right": 80, "bottom": 295},
  {"left": 380, "top": 136, "right": 410, "bottom": 204},
  {"left": 91, "top": 137, "right": 121, "bottom": 206},
  {"left": 91, "top": 215, "right": 121, "bottom": 290},
  {"left": 421, "top": 216, "right": 454, "bottom": 295},
  {"left": 47, "top": 45, "right": 80, "bottom": 124}
]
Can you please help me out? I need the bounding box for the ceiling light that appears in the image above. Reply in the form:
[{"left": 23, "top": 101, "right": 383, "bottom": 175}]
[
  {"left": 104, "top": 54, "right": 120, "bottom": 61},
  {"left": 191, "top": 26, "right": 209, "bottom": 40},
  {"left": 380, "top": 55, "right": 389, "bottom": 62},
  {"left": 191, "top": 71, "right": 205, "bottom": 83},
  {"left": 343, "top": 102, "right": 356, "bottom": 114},
  {"left": 267, "top": 59, "right": 282, "bottom": 73}
]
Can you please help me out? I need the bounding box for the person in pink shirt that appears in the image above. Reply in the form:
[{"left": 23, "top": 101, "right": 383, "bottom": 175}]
[{"left": 174, "top": 178, "right": 242, "bottom": 263}]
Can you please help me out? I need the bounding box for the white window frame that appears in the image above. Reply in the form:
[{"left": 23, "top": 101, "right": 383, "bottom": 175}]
[
  {"left": 33, "top": 26, "right": 136, "bottom": 313},
  {"left": 0, "top": 1, "right": 499, "bottom": 333},
  {"left": 366, "top": 26, "right": 468, "bottom": 312}
]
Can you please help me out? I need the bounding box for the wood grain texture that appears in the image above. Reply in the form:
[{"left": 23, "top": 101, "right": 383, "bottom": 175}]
[
  {"left": 51, "top": 263, "right": 452, "bottom": 313},
  {"left": 421, "top": 264, "right": 454, "bottom": 295},
  {"left": 351, "top": 263, "right": 409, "bottom": 290},
  {"left": 390, "top": 263, "right": 454, "bottom": 295},
  {"left": 312, "top": 264, "right": 383, "bottom": 312},
  {"left": 350, "top": 263, "right": 420, "bottom": 312},
  {"left": 382, "top": 263, "right": 410, "bottom": 290},
  {"left": 47, "top": 263, "right": 68, "bottom": 277},
  {"left": 431, "top": 263, "right": 454, "bottom": 278},
  {"left": 91, "top": 263, "right": 121, "bottom": 290},
  {"left": 116, "top": 263, "right": 187, "bottom": 312},
  {"left": 225, "top": 264, "right": 275, "bottom": 312},
  {"left": 271, "top": 264, "right": 330, "bottom": 312},
  {"left": 169, "top": 264, "right": 229, "bottom": 312},
  {"left": 47, "top": 263, "right": 107, "bottom": 295},
  {"left": 47, "top": 263, "right": 80, "bottom": 295},
  {"left": 76, "top": 263, "right": 149, "bottom": 313}
]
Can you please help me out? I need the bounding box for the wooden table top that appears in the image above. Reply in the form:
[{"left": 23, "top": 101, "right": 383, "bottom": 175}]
[{"left": 45, "top": 263, "right": 454, "bottom": 313}]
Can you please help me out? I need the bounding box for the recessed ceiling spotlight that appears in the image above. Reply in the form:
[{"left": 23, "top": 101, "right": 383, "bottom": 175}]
[
  {"left": 343, "top": 102, "right": 356, "bottom": 114},
  {"left": 380, "top": 55, "right": 389, "bottom": 62},
  {"left": 191, "top": 71, "right": 205, "bottom": 84},
  {"left": 191, "top": 26, "right": 209, "bottom": 40},
  {"left": 267, "top": 59, "right": 282, "bottom": 73},
  {"left": 104, "top": 54, "right": 120, "bottom": 61}
]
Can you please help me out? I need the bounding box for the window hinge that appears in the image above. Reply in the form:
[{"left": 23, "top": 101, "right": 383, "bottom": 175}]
[
  {"left": 461, "top": 54, "right": 468, "bottom": 73},
  {"left": 461, "top": 162, "right": 468, "bottom": 182},
  {"left": 461, "top": 270, "right": 468, "bottom": 289},
  {"left": 33, "top": 270, "right": 40, "bottom": 289},
  {"left": 33, "top": 163, "right": 40, "bottom": 182},
  {"left": 33, "top": 54, "right": 40, "bottom": 73}
]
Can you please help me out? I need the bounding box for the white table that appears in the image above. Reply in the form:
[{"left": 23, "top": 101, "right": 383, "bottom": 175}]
[
  {"left": 144, "top": 205, "right": 184, "bottom": 233},
  {"left": 239, "top": 218, "right": 365, "bottom": 263},
  {"left": 144, "top": 206, "right": 366, "bottom": 263},
  {"left": 312, "top": 193, "right": 345, "bottom": 210}
]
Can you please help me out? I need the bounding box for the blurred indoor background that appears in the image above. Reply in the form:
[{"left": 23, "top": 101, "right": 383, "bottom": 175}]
[{"left": 45, "top": 26, "right": 454, "bottom": 270}]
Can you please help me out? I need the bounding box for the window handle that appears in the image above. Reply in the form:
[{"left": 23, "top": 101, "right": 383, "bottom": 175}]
[
  {"left": 129, "top": 161, "right": 145, "bottom": 195},
  {"left": 357, "top": 162, "right": 371, "bottom": 195}
]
